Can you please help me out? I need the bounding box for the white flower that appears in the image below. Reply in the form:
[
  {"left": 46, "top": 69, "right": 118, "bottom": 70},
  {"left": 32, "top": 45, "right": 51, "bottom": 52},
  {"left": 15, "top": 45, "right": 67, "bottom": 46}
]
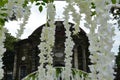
[
  {"left": 87, "top": 1, "right": 116, "bottom": 79},
  {"left": 0, "top": 27, "right": 6, "bottom": 79}
]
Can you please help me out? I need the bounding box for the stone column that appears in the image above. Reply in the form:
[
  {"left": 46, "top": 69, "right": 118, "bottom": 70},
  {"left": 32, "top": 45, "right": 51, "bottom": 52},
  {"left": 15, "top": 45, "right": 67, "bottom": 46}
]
[
  {"left": 74, "top": 46, "right": 78, "bottom": 69},
  {"left": 12, "top": 53, "right": 17, "bottom": 80},
  {"left": 82, "top": 47, "right": 87, "bottom": 72}
]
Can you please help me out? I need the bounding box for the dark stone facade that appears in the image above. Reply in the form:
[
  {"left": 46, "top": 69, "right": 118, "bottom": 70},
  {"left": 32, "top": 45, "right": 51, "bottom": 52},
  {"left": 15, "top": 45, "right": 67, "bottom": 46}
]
[{"left": 13, "top": 21, "right": 90, "bottom": 80}]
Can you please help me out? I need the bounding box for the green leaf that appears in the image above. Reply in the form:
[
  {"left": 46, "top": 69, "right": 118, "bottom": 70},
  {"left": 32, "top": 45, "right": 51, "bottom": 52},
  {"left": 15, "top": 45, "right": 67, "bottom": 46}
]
[
  {"left": 35, "top": 2, "right": 40, "bottom": 5},
  {"left": 0, "top": 0, "right": 8, "bottom": 7},
  {"left": 0, "top": 13, "right": 8, "bottom": 17},
  {"left": 50, "top": 0, "right": 54, "bottom": 2},
  {"left": 42, "top": 0, "right": 48, "bottom": 3},
  {"left": 35, "top": 0, "right": 39, "bottom": 2},
  {"left": 23, "top": 0, "right": 28, "bottom": 7},
  {"left": 0, "top": 18, "right": 5, "bottom": 26},
  {"left": 111, "top": 0, "right": 116, "bottom": 4},
  {"left": 30, "top": 0, "right": 34, "bottom": 3},
  {"left": 0, "top": 1, "right": 4, "bottom": 7},
  {"left": 39, "top": 6, "right": 43, "bottom": 12},
  {"left": 91, "top": 2, "right": 96, "bottom": 9},
  {"left": 41, "top": 2, "right": 45, "bottom": 5},
  {"left": 91, "top": 11, "right": 96, "bottom": 16},
  {"left": 1, "top": 8, "right": 7, "bottom": 11}
]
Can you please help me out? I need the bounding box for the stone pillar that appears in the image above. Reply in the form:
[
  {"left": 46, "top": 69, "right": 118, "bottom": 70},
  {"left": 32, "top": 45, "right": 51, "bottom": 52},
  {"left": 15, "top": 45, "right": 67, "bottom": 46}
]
[
  {"left": 13, "top": 53, "right": 16, "bottom": 80},
  {"left": 74, "top": 46, "right": 78, "bottom": 69},
  {"left": 82, "top": 47, "right": 87, "bottom": 72}
]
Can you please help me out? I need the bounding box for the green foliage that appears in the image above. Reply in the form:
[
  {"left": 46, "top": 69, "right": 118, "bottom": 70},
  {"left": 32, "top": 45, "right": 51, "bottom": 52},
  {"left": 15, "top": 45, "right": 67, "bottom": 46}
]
[
  {"left": 0, "top": 0, "right": 8, "bottom": 7},
  {"left": 34, "top": 0, "right": 55, "bottom": 13},
  {"left": 43, "top": 0, "right": 49, "bottom": 3},
  {"left": 23, "top": 0, "right": 29, "bottom": 7},
  {"left": 0, "top": 8, "right": 7, "bottom": 26},
  {"left": 0, "top": 0, "right": 8, "bottom": 26},
  {"left": 41, "top": 2, "right": 46, "bottom": 5},
  {"left": 36, "top": 2, "right": 40, "bottom": 5},
  {"left": 111, "top": 0, "right": 116, "bottom": 4},
  {"left": 39, "top": 6, "right": 43, "bottom": 12},
  {"left": 116, "top": 46, "right": 120, "bottom": 68},
  {"left": 0, "top": 18, "right": 5, "bottom": 26},
  {"left": 2, "top": 32, "right": 17, "bottom": 71},
  {"left": 4, "top": 32, "right": 17, "bottom": 51},
  {"left": 91, "top": 2, "right": 96, "bottom": 9},
  {"left": 30, "top": 0, "right": 34, "bottom": 3},
  {"left": 22, "top": 67, "right": 88, "bottom": 80},
  {"left": 115, "top": 46, "right": 120, "bottom": 79},
  {"left": 90, "top": 2, "right": 96, "bottom": 16},
  {"left": 25, "top": 0, "right": 47, "bottom": 13}
]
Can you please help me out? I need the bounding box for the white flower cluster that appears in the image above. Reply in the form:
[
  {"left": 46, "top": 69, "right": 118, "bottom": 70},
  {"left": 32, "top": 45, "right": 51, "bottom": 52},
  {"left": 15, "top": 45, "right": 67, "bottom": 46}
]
[
  {"left": 38, "top": 3, "right": 56, "bottom": 80},
  {"left": 80, "top": 1, "right": 92, "bottom": 29},
  {"left": 0, "top": 1, "right": 31, "bottom": 79},
  {"left": 0, "top": 27, "right": 6, "bottom": 79},
  {"left": 4, "top": 0, "right": 31, "bottom": 39},
  {"left": 61, "top": 23, "right": 74, "bottom": 79},
  {"left": 16, "top": 6, "right": 31, "bottom": 39},
  {"left": 85, "top": 1, "right": 116, "bottom": 80},
  {"left": 61, "top": 2, "right": 74, "bottom": 79},
  {"left": 61, "top": 0, "right": 92, "bottom": 79},
  {"left": 38, "top": 27, "right": 56, "bottom": 80},
  {"left": 5, "top": 0, "right": 25, "bottom": 19},
  {"left": 64, "top": 1, "right": 81, "bottom": 34}
]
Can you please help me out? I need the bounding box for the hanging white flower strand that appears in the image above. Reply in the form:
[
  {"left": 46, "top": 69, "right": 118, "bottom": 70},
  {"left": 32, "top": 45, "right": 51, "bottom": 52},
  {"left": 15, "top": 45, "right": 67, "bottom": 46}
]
[
  {"left": 96, "top": 4, "right": 115, "bottom": 80},
  {"left": 0, "top": 27, "right": 6, "bottom": 79},
  {"left": 61, "top": 2, "right": 74, "bottom": 80},
  {"left": 16, "top": 6, "right": 31, "bottom": 39},
  {"left": 61, "top": 0, "right": 91, "bottom": 79},
  {"left": 5, "top": 0, "right": 26, "bottom": 19},
  {"left": 65, "top": 0, "right": 81, "bottom": 34},
  {"left": 5, "top": 0, "right": 31, "bottom": 39},
  {"left": 85, "top": 1, "right": 116, "bottom": 80},
  {"left": 38, "top": 27, "right": 49, "bottom": 80},
  {"left": 0, "top": 1, "right": 31, "bottom": 79},
  {"left": 38, "top": 2, "right": 56, "bottom": 80},
  {"left": 46, "top": 2, "right": 56, "bottom": 80}
]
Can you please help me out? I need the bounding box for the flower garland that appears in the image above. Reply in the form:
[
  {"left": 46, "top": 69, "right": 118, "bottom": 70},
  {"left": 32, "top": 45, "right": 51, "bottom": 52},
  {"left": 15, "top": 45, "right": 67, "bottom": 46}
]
[
  {"left": 5, "top": 0, "right": 25, "bottom": 19},
  {"left": 16, "top": 6, "right": 31, "bottom": 39},
  {"left": 0, "top": 0, "right": 31, "bottom": 79},
  {"left": 0, "top": 27, "right": 6, "bottom": 79},
  {"left": 76, "top": 0, "right": 91, "bottom": 29},
  {"left": 38, "top": 2, "right": 56, "bottom": 80},
  {"left": 61, "top": 0, "right": 90, "bottom": 79},
  {"left": 62, "top": 0, "right": 116, "bottom": 80},
  {"left": 46, "top": 3, "right": 56, "bottom": 80},
  {"left": 64, "top": 0, "right": 81, "bottom": 34},
  {"left": 4, "top": 0, "right": 31, "bottom": 39},
  {"left": 58, "top": 2, "right": 74, "bottom": 79},
  {"left": 38, "top": 26, "right": 49, "bottom": 80},
  {"left": 84, "top": 0, "right": 116, "bottom": 80}
]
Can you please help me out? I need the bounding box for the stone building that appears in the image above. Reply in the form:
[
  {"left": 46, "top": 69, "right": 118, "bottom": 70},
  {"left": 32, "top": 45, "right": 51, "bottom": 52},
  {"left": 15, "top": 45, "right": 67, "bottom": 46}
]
[{"left": 13, "top": 21, "right": 90, "bottom": 80}]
